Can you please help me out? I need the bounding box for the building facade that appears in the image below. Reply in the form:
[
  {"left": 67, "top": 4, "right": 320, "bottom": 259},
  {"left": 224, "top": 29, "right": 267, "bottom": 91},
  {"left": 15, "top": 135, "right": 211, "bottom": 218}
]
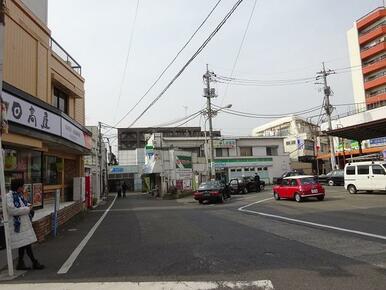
[
  {"left": 348, "top": 6, "right": 386, "bottom": 110},
  {"left": 143, "top": 132, "right": 290, "bottom": 194},
  {"left": 1, "top": 0, "right": 91, "bottom": 208},
  {"left": 84, "top": 126, "right": 108, "bottom": 203},
  {"left": 251, "top": 116, "right": 329, "bottom": 173}
]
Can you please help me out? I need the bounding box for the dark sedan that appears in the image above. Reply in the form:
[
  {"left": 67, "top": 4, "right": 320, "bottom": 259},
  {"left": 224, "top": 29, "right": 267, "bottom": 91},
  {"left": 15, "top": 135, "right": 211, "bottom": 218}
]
[
  {"left": 318, "top": 169, "right": 344, "bottom": 186},
  {"left": 193, "top": 181, "right": 230, "bottom": 204}
]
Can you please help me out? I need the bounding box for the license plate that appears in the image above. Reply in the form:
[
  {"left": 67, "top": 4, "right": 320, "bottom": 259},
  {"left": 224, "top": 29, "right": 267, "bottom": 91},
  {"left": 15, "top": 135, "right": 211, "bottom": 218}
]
[
  {"left": 204, "top": 192, "right": 210, "bottom": 197},
  {"left": 311, "top": 189, "right": 318, "bottom": 194}
]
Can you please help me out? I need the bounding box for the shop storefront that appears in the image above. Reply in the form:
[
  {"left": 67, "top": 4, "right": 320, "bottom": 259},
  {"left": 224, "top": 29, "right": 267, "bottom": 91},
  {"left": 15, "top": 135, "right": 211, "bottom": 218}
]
[{"left": 1, "top": 83, "right": 92, "bottom": 208}]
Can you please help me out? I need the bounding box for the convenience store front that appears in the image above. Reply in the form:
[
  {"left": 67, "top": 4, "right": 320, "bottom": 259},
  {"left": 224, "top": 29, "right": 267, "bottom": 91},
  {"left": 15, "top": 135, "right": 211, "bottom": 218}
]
[{"left": 2, "top": 84, "right": 92, "bottom": 207}]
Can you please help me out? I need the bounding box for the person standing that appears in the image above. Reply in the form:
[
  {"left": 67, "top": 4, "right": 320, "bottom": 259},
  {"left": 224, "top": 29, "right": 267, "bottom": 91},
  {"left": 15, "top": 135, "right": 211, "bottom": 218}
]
[
  {"left": 254, "top": 173, "right": 261, "bottom": 192},
  {"left": 6, "top": 179, "right": 44, "bottom": 270},
  {"left": 122, "top": 181, "right": 128, "bottom": 198}
]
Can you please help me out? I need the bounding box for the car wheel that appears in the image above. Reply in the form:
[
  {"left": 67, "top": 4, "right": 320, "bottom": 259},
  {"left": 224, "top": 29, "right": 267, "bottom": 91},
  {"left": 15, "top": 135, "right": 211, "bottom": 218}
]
[
  {"left": 317, "top": 195, "right": 324, "bottom": 201},
  {"left": 199, "top": 200, "right": 203, "bottom": 204},
  {"left": 348, "top": 185, "right": 357, "bottom": 194},
  {"left": 295, "top": 193, "right": 302, "bottom": 202},
  {"left": 243, "top": 188, "right": 248, "bottom": 194},
  {"left": 273, "top": 192, "right": 280, "bottom": 200},
  {"left": 219, "top": 194, "right": 225, "bottom": 203},
  {"left": 260, "top": 184, "right": 265, "bottom": 191},
  {"left": 328, "top": 180, "right": 334, "bottom": 186}
]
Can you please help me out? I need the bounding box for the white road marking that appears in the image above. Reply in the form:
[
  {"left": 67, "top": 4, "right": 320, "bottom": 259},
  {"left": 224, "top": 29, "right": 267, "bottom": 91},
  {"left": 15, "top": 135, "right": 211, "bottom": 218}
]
[
  {"left": 238, "top": 198, "right": 386, "bottom": 241},
  {"left": 57, "top": 194, "right": 118, "bottom": 274},
  {"left": 0, "top": 280, "right": 274, "bottom": 290}
]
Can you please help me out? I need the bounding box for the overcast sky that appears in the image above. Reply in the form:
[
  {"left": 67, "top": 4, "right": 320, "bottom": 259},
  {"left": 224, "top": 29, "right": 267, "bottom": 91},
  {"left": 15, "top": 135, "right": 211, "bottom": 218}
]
[{"left": 48, "top": 0, "right": 377, "bottom": 145}]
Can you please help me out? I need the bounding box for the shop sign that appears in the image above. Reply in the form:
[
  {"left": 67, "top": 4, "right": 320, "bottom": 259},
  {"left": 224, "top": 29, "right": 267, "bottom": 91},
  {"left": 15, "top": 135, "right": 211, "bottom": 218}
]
[
  {"left": 213, "top": 139, "right": 236, "bottom": 148},
  {"left": 2, "top": 90, "right": 91, "bottom": 149},
  {"left": 2, "top": 91, "right": 61, "bottom": 136},
  {"left": 61, "top": 118, "right": 85, "bottom": 147},
  {"left": 214, "top": 157, "right": 273, "bottom": 168},
  {"left": 369, "top": 137, "right": 386, "bottom": 147},
  {"left": 32, "top": 183, "right": 43, "bottom": 208},
  {"left": 175, "top": 153, "right": 192, "bottom": 169},
  {"left": 336, "top": 140, "right": 359, "bottom": 152},
  {"left": 176, "top": 169, "right": 193, "bottom": 180}
]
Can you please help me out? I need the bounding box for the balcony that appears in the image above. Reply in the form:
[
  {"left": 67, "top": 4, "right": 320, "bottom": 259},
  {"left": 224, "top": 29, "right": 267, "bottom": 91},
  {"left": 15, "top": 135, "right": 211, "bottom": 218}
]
[
  {"left": 364, "top": 73, "right": 386, "bottom": 90},
  {"left": 357, "top": 7, "right": 386, "bottom": 30},
  {"left": 360, "top": 41, "right": 386, "bottom": 60},
  {"left": 49, "top": 37, "right": 82, "bottom": 75},
  {"left": 359, "top": 24, "right": 386, "bottom": 45},
  {"left": 363, "top": 55, "right": 386, "bottom": 74},
  {"left": 366, "top": 92, "right": 386, "bottom": 105}
]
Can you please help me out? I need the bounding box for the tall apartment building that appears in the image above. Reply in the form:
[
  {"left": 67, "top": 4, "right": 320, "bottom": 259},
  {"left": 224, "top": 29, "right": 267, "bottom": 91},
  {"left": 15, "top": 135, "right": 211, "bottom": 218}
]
[
  {"left": 348, "top": 6, "right": 386, "bottom": 110},
  {"left": 1, "top": 0, "right": 91, "bottom": 207}
]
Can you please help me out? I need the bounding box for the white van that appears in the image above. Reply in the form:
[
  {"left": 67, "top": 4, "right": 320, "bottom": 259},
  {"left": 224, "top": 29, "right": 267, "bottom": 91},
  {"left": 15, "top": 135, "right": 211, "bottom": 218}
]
[{"left": 344, "top": 161, "right": 386, "bottom": 194}]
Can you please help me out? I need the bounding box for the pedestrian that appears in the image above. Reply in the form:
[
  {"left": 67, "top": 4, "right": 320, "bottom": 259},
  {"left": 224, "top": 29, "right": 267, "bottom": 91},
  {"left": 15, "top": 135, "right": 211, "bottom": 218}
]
[
  {"left": 6, "top": 179, "right": 45, "bottom": 270},
  {"left": 117, "top": 182, "right": 122, "bottom": 198},
  {"left": 254, "top": 173, "right": 261, "bottom": 192},
  {"left": 122, "top": 181, "right": 128, "bottom": 198}
]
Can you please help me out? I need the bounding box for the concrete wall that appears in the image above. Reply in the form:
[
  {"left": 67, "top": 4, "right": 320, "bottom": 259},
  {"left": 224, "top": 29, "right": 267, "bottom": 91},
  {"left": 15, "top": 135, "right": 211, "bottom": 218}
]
[
  {"left": 21, "top": 0, "right": 48, "bottom": 24},
  {"left": 347, "top": 25, "right": 366, "bottom": 107}
]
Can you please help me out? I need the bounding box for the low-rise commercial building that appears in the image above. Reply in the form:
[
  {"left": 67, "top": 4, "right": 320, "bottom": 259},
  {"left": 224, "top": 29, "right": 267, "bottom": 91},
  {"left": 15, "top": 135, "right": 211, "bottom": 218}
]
[
  {"left": 143, "top": 132, "right": 290, "bottom": 194},
  {"left": 1, "top": 0, "right": 90, "bottom": 239}
]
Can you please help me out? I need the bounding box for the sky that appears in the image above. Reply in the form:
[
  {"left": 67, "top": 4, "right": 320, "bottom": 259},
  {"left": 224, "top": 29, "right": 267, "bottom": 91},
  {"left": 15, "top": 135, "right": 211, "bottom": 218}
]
[{"left": 48, "top": 0, "right": 378, "bottom": 147}]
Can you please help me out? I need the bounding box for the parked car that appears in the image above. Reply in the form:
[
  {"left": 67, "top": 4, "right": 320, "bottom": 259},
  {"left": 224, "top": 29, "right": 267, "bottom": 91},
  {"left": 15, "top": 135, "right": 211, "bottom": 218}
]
[
  {"left": 344, "top": 161, "right": 386, "bottom": 194},
  {"left": 273, "top": 176, "right": 325, "bottom": 202},
  {"left": 229, "top": 177, "right": 265, "bottom": 194},
  {"left": 193, "top": 181, "right": 230, "bottom": 204},
  {"left": 273, "top": 169, "right": 305, "bottom": 185},
  {"left": 318, "top": 169, "right": 344, "bottom": 186}
]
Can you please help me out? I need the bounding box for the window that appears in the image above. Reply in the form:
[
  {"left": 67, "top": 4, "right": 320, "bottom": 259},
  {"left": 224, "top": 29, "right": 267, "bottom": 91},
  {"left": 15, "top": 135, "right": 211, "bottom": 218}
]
[
  {"left": 249, "top": 167, "right": 255, "bottom": 172},
  {"left": 282, "top": 179, "right": 290, "bottom": 186},
  {"left": 44, "top": 156, "right": 63, "bottom": 185},
  {"left": 291, "top": 140, "right": 296, "bottom": 145},
  {"left": 230, "top": 169, "right": 236, "bottom": 172},
  {"left": 215, "top": 148, "right": 222, "bottom": 157},
  {"left": 290, "top": 179, "right": 298, "bottom": 186},
  {"left": 236, "top": 168, "right": 242, "bottom": 172},
  {"left": 286, "top": 141, "right": 291, "bottom": 145},
  {"left": 53, "top": 87, "right": 68, "bottom": 113},
  {"left": 263, "top": 167, "right": 268, "bottom": 171},
  {"left": 357, "top": 165, "right": 369, "bottom": 175},
  {"left": 244, "top": 168, "right": 250, "bottom": 172},
  {"left": 346, "top": 166, "right": 355, "bottom": 175},
  {"left": 266, "top": 146, "right": 278, "bottom": 156},
  {"left": 222, "top": 148, "right": 229, "bottom": 157},
  {"left": 240, "top": 147, "right": 252, "bottom": 156},
  {"left": 230, "top": 180, "right": 238, "bottom": 186},
  {"left": 372, "top": 165, "right": 385, "bottom": 175}
]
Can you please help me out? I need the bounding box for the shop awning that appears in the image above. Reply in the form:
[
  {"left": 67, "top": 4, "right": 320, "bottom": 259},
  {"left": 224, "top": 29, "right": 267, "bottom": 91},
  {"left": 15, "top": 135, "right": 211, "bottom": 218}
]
[
  {"left": 317, "top": 146, "right": 386, "bottom": 159},
  {"left": 324, "top": 118, "right": 386, "bottom": 141}
]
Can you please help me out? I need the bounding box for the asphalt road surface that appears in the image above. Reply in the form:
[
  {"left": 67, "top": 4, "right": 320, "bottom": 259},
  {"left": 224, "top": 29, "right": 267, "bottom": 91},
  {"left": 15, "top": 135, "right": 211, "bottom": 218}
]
[{"left": 1, "top": 187, "right": 386, "bottom": 290}]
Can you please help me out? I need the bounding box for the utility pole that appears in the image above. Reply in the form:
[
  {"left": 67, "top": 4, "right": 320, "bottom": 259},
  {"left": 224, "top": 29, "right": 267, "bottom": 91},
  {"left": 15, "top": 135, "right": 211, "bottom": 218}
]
[
  {"left": 0, "top": 0, "right": 14, "bottom": 277},
  {"left": 317, "top": 62, "right": 337, "bottom": 170},
  {"left": 98, "top": 122, "right": 103, "bottom": 199},
  {"left": 203, "top": 64, "right": 216, "bottom": 180}
]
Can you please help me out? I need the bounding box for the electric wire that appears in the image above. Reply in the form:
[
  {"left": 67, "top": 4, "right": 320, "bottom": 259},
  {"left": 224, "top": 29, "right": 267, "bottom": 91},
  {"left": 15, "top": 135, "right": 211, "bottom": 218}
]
[
  {"left": 127, "top": 0, "right": 245, "bottom": 128},
  {"left": 114, "top": 0, "right": 140, "bottom": 121},
  {"left": 221, "top": 0, "right": 258, "bottom": 105},
  {"left": 106, "top": 0, "right": 223, "bottom": 132}
]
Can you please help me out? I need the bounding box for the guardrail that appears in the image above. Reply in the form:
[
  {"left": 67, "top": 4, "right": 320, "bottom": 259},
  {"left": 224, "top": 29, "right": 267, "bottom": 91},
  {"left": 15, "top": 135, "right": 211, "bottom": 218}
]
[{"left": 49, "top": 37, "right": 82, "bottom": 75}]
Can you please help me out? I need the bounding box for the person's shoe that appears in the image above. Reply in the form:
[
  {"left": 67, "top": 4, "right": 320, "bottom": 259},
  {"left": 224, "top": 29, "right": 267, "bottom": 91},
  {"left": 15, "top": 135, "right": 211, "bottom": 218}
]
[
  {"left": 16, "top": 260, "right": 31, "bottom": 270},
  {"left": 32, "top": 260, "right": 45, "bottom": 270}
]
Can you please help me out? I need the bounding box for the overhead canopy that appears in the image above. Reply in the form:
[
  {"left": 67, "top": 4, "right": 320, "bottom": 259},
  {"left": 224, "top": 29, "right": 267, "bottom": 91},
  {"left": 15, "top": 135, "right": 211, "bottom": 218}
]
[{"left": 324, "top": 118, "right": 386, "bottom": 141}]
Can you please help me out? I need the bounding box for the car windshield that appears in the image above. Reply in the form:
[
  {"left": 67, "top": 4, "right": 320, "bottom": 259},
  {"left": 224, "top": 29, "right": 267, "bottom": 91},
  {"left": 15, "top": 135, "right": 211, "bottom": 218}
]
[
  {"left": 199, "top": 181, "right": 220, "bottom": 190},
  {"left": 300, "top": 177, "right": 317, "bottom": 185}
]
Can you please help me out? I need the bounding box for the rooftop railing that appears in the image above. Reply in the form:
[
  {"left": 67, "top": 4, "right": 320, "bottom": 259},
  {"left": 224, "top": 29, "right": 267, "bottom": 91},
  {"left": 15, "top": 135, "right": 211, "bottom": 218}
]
[{"left": 49, "top": 37, "right": 82, "bottom": 75}]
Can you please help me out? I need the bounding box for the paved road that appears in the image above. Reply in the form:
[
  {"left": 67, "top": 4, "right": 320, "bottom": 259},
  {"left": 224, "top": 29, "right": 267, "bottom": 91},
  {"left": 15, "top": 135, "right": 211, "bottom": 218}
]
[{"left": 1, "top": 188, "right": 386, "bottom": 290}]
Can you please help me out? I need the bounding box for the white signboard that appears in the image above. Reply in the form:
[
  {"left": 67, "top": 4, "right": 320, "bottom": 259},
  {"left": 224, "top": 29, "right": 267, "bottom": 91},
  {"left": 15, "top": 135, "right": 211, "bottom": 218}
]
[
  {"left": 2, "top": 91, "right": 61, "bottom": 136},
  {"left": 176, "top": 169, "right": 193, "bottom": 180},
  {"left": 61, "top": 118, "right": 85, "bottom": 147}
]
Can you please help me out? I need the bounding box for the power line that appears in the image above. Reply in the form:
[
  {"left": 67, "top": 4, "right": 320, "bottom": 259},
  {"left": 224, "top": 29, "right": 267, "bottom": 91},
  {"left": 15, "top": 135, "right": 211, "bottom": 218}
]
[
  {"left": 221, "top": 0, "right": 258, "bottom": 105},
  {"left": 128, "top": 0, "right": 246, "bottom": 128},
  {"left": 107, "top": 0, "right": 223, "bottom": 132},
  {"left": 212, "top": 103, "right": 322, "bottom": 117},
  {"left": 114, "top": 0, "right": 140, "bottom": 121}
]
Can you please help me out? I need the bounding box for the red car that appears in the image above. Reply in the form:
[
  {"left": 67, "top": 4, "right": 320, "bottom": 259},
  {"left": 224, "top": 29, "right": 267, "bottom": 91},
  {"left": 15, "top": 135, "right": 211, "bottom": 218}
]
[{"left": 273, "top": 176, "right": 325, "bottom": 202}]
